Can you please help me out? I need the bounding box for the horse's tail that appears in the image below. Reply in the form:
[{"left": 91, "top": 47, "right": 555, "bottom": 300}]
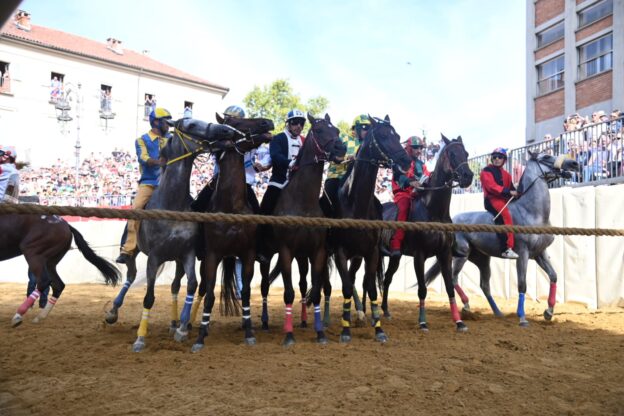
[
  {"left": 424, "top": 260, "right": 442, "bottom": 287},
  {"left": 219, "top": 257, "right": 241, "bottom": 317},
  {"left": 69, "top": 225, "right": 121, "bottom": 286},
  {"left": 376, "top": 253, "right": 386, "bottom": 294},
  {"left": 268, "top": 262, "right": 281, "bottom": 286}
]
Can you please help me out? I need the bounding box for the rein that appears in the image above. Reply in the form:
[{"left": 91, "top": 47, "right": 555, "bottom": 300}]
[
  {"left": 355, "top": 126, "right": 399, "bottom": 168},
  {"left": 166, "top": 128, "right": 213, "bottom": 166},
  {"left": 518, "top": 158, "right": 561, "bottom": 195},
  {"left": 291, "top": 127, "right": 331, "bottom": 172}
]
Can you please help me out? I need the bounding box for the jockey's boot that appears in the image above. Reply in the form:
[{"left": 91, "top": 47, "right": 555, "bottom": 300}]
[{"left": 501, "top": 248, "right": 519, "bottom": 259}]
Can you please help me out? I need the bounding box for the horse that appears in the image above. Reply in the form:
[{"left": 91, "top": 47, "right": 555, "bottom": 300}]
[
  {"left": 379, "top": 135, "right": 474, "bottom": 332},
  {"left": 264, "top": 113, "right": 345, "bottom": 346},
  {"left": 192, "top": 115, "right": 274, "bottom": 352},
  {"left": 425, "top": 151, "right": 579, "bottom": 326},
  {"left": 103, "top": 118, "right": 246, "bottom": 353},
  {"left": 0, "top": 213, "right": 120, "bottom": 327},
  {"left": 331, "top": 115, "right": 411, "bottom": 343}
]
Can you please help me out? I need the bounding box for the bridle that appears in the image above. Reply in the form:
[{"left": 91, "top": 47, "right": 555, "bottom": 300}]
[
  {"left": 355, "top": 123, "right": 405, "bottom": 168},
  {"left": 291, "top": 123, "right": 335, "bottom": 172},
  {"left": 166, "top": 122, "right": 245, "bottom": 165},
  {"left": 517, "top": 154, "right": 567, "bottom": 195},
  {"left": 414, "top": 141, "right": 469, "bottom": 191}
]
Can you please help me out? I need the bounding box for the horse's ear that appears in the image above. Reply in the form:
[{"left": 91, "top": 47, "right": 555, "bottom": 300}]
[
  {"left": 215, "top": 113, "right": 225, "bottom": 124},
  {"left": 368, "top": 114, "right": 377, "bottom": 127},
  {"left": 527, "top": 150, "right": 536, "bottom": 159},
  {"left": 307, "top": 112, "right": 315, "bottom": 124},
  {"left": 165, "top": 118, "right": 176, "bottom": 127},
  {"left": 384, "top": 115, "right": 390, "bottom": 123},
  {"left": 456, "top": 135, "right": 463, "bottom": 143},
  {"left": 441, "top": 133, "right": 450, "bottom": 144},
  {"left": 324, "top": 113, "right": 331, "bottom": 122}
]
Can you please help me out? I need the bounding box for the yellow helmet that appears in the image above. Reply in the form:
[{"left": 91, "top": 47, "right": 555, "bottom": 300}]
[
  {"left": 149, "top": 107, "right": 172, "bottom": 124},
  {"left": 352, "top": 114, "right": 371, "bottom": 129}
]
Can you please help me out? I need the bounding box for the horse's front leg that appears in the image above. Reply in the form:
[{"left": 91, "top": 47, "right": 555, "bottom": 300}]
[
  {"left": 296, "top": 256, "right": 309, "bottom": 328},
  {"left": 349, "top": 257, "right": 366, "bottom": 325},
  {"left": 364, "top": 251, "right": 387, "bottom": 343},
  {"left": 535, "top": 251, "right": 558, "bottom": 321},
  {"left": 259, "top": 258, "right": 272, "bottom": 331},
  {"left": 170, "top": 260, "right": 186, "bottom": 334},
  {"left": 310, "top": 248, "right": 328, "bottom": 344},
  {"left": 413, "top": 253, "right": 429, "bottom": 332},
  {"left": 105, "top": 254, "right": 138, "bottom": 325},
  {"left": 190, "top": 259, "right": 206, "bottom": 327},
  {"left": 192, "top": 255, "right": 218, "bottom": 353},
  {"left": 382, "top": 255, "right": 401, "bottom": 319},
  {"left": 516, "top": 252, "right": 530, "bottom": 327},
  {"left": 133, "top": 256, "right": 160, "bottom": 352},
  {"left": 322, "top": 263, "right": 332, "bottom": 328},
  {"left": 279, "top": 249, "right": 296, "bottom": 346},
  {"left": 174, "top": 255, "right": 197, "bottom": 342},
  {"left": 438, "top": 250, "right": 467, "bottom": 332},
  {"left": 241, "top": 250, "right": 257, "bottom": 345},
  {"left": 335, "top": 250, "right": 353, "bottom": 343}
]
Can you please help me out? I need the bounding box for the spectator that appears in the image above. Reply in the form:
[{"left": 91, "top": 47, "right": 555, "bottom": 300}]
[
  {"left": 183, "top": 105, "right": 192, "bottom": 118},
  {"left": 144, "top": 95, "right": 156, "bottom": 117},
  {"left": 50, "top": 76, "right": 61, "bottom": 103}
]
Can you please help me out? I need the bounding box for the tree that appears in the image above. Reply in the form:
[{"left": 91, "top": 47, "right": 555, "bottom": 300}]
[{"left": 243, "top": 79, "right": 329, "bottom": 131}]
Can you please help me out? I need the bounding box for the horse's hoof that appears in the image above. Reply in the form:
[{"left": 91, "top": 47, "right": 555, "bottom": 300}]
[
  {"left": 300, "top": 321, "right": 307, "bottom": 329},
  {"left": 456, "top": 321, "right": 468, "bottom": 333},
  {"left": 282, "top": 333, "right": 296, "bottom": 347},
  {"left": 169, "top": 326, "right": 177, "bottom": 335},
  {"left": 494, "top": 311, "right": 505, "bottom": 318},
  {"left": 323, "top": 320, "right": 330, "bottom": 329},
  {"left": 375, "top": 332, "right": 388, "bottom": 343},
  {"left": 244, "top": 337, "right": 257, "bottom": 346},
  {"left": 339, "top": 334, "right": 352, "bottom": 344},
  {"left": 11, "top": 314, "right": 23, "bottom": 328},
  {"left": 383, "top": 311, "right": 392, "bottom": 320},
  {"left": 419, "top": 322, "right": 429, "bottom": 332},
  {"left": 104, "top": 312, "right": 118, "bottom": 325},
  {"left": 132, "top": 339, "right": 146, "bottom": 353},
  {"left": 261, "top": 321, "right": 269, "bottom": 332},
  {"left": 174, "top": 329, "right": 188, "bottom": 343},
  {"left": 317, "top": 334, "right": 329, "bottom": 345},
  {"left": 543, "top": 309, "right": 554, "bottom": 321},
  {"left": 186, "top": 323, "right": 193, "bottom": 331},
  {"left": 191, "top": 343, "right": 204, "bottom": 353},
  {"left": 519, "top": 320, "right": 530, "bottom": 328},
  {"left": 356, "top": 310, "right": 366, "bottom": 322}
]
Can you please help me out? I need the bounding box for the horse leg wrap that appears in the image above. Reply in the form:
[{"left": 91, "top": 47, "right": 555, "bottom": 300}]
[
  {"left": 353, "top": 290, "right": 363, "bottom": 313},
  {"left": 300, "top": 299, "right": 307, "bottom": 323},
  {"left": 242, "top": 306, "right": 251, "bottom": 325},
  {"left": 179, "top": 294, "right": 193, "bottom": 325},
  {"left": 370, "top": 301, "right": 381, "bottom": 328},
  {"left": 314, "top": 304, "right": 323, "bottom": 332},
  {"left": 170, "top": 294, "right": 179, "bottom": 323},
  {"left": 284, "top": 304, "right": 293, "bottom": 333},
  {"left": 261, "top": 297, "right": 269, "bottom": 324},
  {"left": 418, "top": 299, "right": 427, "bottom": 324},
  {"left": 517, "top": 293, "right": 526, "bottom": 320},
  {"left": 548, "top": 283, "right": 557, "bottom": 309},
  {"left": 17, "top": 289, "right": 41, "bottom": 315},
  {"left": 200, "top": 312, "right": 211, "bottom": 328},
  {"left": 450, "top": 299, "right": 461, "bottom": 323},
  {"left": 137, "top": 308, "right": 150, "bottom": 337},
  {"left": 486, "top": 295, "right": 503, "bottom": 316},
  {"left": 341, "top": 298, "right": 352, "bottom": 328},
  {"left": 113, "top": 281, "right": 131, "bottom": 308},
  {"left": 454, "top": 284, "right": 469, "bottom": 305},
  {"left": 34, "top": 296, "right": 58, "bottom": 322},
  {"left": 190, "top": 295, "right": 203, "bottom": 325}
]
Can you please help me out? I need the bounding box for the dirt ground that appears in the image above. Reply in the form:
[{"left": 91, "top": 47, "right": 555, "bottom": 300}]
[{"left": 0, "top": 283, "right": 623, "bottom": 416}]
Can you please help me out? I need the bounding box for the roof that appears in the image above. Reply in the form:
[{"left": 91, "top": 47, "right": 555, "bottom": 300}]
[{"left": 0, "top": 22, "right": 228, "bottom": 93}]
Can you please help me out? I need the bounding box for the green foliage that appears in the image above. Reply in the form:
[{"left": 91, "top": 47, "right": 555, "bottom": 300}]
[
  {"left": 243, "top": 79, "right": 330, "bottom": 131},
  {"left": 336, "top": 120, "right": 351, "bottom": 137}
]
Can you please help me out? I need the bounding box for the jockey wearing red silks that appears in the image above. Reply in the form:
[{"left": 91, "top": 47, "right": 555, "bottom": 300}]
[{"left": 481, "top": 147, "right": 519, "bottom": 259}]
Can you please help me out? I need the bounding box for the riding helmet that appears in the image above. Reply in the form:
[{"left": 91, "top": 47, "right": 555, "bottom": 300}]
[
  {"left": 286, "top": 109, "right": 306, "bottom": 123},
  {"left": 351, "top": 114, "right": 371, "bottom": 128},
  {"left": 491, "top": 147, "right": 508, "bottom": 159},
  {"left": 149, "top": 107, "right": 172, "bottom": 125},
  {"left": 408, "top": 136, "right": 426, "bottom": 149},
  {"left": 224, "top": 105, "right": 246, "bottom": 118}
]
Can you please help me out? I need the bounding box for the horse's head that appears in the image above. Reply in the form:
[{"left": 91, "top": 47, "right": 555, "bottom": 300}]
[
  {"left": 305, "top": 113, "right": 346, "bottom": 163},
  {"left": 171, "top": 117, "right": 245, "bottom": 148},
  {"left": 365, "top": 115, "right": 411, "bottom": 172},
  {"left": 215, "top": 113, "right": 274, "bottom": 152},
  {"left": 436, "top": 134, "right": 474, "bottom": 188},
  {"left": 527, "top": 151, "right": 580, "bottom": 180}
]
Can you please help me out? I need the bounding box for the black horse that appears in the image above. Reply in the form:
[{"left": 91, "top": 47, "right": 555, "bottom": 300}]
[
  {"left": 379, "top": 135, "right": 474, "bottom": 332},
  {"left": 192, "top": 115, "right": 274, "bottom": 352},
  {"left": 331, "top": 115, "right": 411, "bottom": 343},
  {"left": 267, "top": 113, "right": 345, "bottom": 345},
  {"left": 1, "top": 214, "right": 120, "bottom": 327}
]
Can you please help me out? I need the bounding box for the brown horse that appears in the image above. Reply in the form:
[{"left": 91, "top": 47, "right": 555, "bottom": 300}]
[
  {"left": 0, "top": 214, "right": 120, "bottom": 327},
  {"left": 268, "top": 113, "right": 345, "bottom": 345},
  {"left": 192, "top": 115, "right": 274, "bottom": 352}
]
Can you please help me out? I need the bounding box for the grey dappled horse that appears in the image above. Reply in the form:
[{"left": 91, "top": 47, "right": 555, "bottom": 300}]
[
  {"left": 104, "top": 118, "right": 244, "bottom": 352},
  {"left": 425, "top": 151, "right": 579, "bottom": 326}
]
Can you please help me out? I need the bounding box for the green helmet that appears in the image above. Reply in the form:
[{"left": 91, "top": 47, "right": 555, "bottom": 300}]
[
  {"left": 408, "top": 136, "right": 426, "bottom": 149},
  {"left": 352, "top": 114, "right": 371, "bottom": 129}
]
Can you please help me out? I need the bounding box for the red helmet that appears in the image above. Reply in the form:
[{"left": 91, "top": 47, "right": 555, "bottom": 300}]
[{"left": 491, "top": 147, "right": 507, "bottom": 159}]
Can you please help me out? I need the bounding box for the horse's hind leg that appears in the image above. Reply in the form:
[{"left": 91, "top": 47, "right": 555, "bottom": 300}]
[
  {"left": 469, "top": 252, "right": 503, "bottom": 317},
  {"left": 364, "top": 252, "right": 387, "bottom": 342},
  {"left": 450, "top": 256, "right": 474, "bottom": 315},
  {"left": 382, "top": 256, "right": 400, "bottom": 319},
  {"left": 190, "top": 260, "right": 206, "bottom": 327},
  {"left": 170, "top": 261, "right": 185, "bottom": 334},
  {"left": 322, "top": 263, "right": 332, "bottom": 328},
  {"left": 174, "top": 256, "right": 197, "bottom": 342},
  {"left": 33, "top": 262, "right": 65, "bottom": 324},
  {"left": 105, "top": 253, "right": 138, "bottom": 325},
  {"left": 241, "top": 252, "right": 257, "bottom": 345},
  {"left": 349, "top": 258, "right": 366, "bottom": 324},
  {"left": 535, "top": 251, "right": 558, "bottom": 321},
  {"left": 192, "top": 256, "right": 218, "bottom": 353},
  {"left": 296, "top": 256, "right": 308, "bottom": 328}
]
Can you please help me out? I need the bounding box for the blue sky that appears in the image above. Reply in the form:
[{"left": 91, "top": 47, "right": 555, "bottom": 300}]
[{"left": 20, "top": 0, "right": 526, "bottom": 156}]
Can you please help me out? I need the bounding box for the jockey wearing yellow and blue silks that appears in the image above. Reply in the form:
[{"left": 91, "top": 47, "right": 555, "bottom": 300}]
[{"left": 116, "top": 107, "right": 172, "bottom": 263}]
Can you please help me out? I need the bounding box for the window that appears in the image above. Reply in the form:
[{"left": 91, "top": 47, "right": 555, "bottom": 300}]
[
  {"left": 0, "top": 61, "right": 10, "bottom": 93},
  {"left": 537, "top": 21, "right": 564, "bottom": 48},
  {"left": 578, "top": 33, "right": 612, "bottom": 79},
  {"left": 578, "top": 0, "right": 612, "bottom": 27},
  {"left": 184, "top": 101, "right": 193, "bottom": 118},
  {"left": 100, "top": 84, "right": 114, "bottom": 119},
  {"left": 144, "top": 93, "right": 156, "bottom": 118},
  {"left": 50, "top": 72, "right": 65, "bottom": 103},
  {"left": 537, "top": 55, "right": 564, "bottom": 95}
]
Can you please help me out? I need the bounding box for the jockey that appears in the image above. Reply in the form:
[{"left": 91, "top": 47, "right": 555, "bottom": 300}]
[
  {"left": 481, "top": 147, "right": 519, "bottom": 259},
  {"left": 259, "top": 108, "right": 306, "bottom": 216},
  {"left": 323, "top": 114, "right": 369, "bottom": 216},
  {"left": 116, "top": 107, "right": 172, "bottom": 264},
  {"left": 0, "top": 145, "right": 20, "bottom": 204},
  {"left": 388, "top": 136, "right": 429, "bottom": 257}
]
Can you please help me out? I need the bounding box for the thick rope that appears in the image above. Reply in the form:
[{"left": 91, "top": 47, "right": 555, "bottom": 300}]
[{"left": 0, "top": 203, "right": 622, "bottom": 237}]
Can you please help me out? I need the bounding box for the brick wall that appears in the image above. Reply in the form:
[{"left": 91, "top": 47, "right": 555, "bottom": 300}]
[
  {"left": 576, "top": 70, "right": 612, "bottom": 108},
  {"left": 535, "top": 38, "right": 564, "bottom": 61},
  {"left": 535, "top": 89, "right": 565, "bottom": 122},
  {"left": 535, "top": 0, "right": 565, "bottom": 26},
  {"left": 576, "top": 15, "right": 613, "bottom": 42}
]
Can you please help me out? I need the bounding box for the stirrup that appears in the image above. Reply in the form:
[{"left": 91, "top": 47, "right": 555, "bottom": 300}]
[{"left": 501, "top": 248, "right": 519, "bottom": 259}]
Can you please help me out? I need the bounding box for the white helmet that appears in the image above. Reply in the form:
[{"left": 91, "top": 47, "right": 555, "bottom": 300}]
[{"left": 286, "top": 109, "right": 305, "bottom": 122}]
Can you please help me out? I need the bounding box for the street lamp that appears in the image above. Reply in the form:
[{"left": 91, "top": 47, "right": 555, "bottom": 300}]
[{"left": 55, "top": 82, "right": 82, "bottom": 180}]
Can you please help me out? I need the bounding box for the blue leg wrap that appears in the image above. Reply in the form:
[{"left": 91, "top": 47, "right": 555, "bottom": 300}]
[
  {"left": 180, "top": 294, "right": 194, "bottom": 323},
  {"left": 486, "top": 295, "right": 502, "bottom": 316},
  {"left": 113, "top": 281, "right": 131, "bottom": 308},
  {"left": 314, "top": 305, "right": 323, "bottom": 332},
  {"left": 517, "top": 293, "right": 526, "bottom": 318}
]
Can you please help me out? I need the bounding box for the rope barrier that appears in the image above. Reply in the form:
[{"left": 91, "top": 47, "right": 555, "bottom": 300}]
[{"left": 1, "top": 203, "right": 623, "bottom": 237}]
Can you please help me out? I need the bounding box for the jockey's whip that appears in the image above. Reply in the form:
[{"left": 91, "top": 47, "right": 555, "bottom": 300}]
[{"left": 493, "top": 196, "right": 514, "bottom": 222}]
